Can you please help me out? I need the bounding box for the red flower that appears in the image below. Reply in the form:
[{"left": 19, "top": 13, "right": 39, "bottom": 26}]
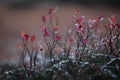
[
  {"left": 53, "top": 26, "right": 58, "bottom": 31},
  {"left": 111, "top": 15, "right": 116, "bottom": 23},
  {"left": 82, "top": 38, "right": 88, "bottom": 44},
  {"left": 43, "top": 27, "right": 47, "bottom": 32},
  {"left": 21, "top": 31, "right": 25, "bottom": 37},
  {"left": 54, "top": 34, "right": 61, "bottom": 41},
  {"left": 78, "top": 25, "right": 83, "bottom": 30},
  {"left": 30, "top": 35, "right": 36, "bottom": 41},
  {"left": 18, "top": 43, "right": 22, "bottom": 49},
  {"left": 43, "top": 27, "right": 50, "bottom": 37},
  {"left": 75, "top": 9, "right": 79, "bottom": 15},
  {"left": 48, "top": 8, "right": 53, "bottom": 14},
  {"left": 42, "top": 16, "right": 46, "bottom": 23},
  {"left": 68, "top": 38, "right": 73, "bottom": 44},
  {"left": 76, "top": 16, "right": 84, "bottom": 23},
  {"left": 24, "top": 34, "right": 29, "bottom": 41},
  {"left": 44, "top": 32, "right": 49, "bottom": 37}
]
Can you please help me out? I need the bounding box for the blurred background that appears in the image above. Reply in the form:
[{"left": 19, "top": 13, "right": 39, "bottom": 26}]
[{"left": 0, "top": 0, "right": 120, "bottom": 64}]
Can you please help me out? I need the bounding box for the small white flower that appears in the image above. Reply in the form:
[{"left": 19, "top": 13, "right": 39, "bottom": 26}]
[
  {"left": 99, "top": 17, "right": 104, "bottom": 21},
  {"left": 93, "top": 19, "right": 96, "bottom": 23},
  {"left": 67, "top": 29, "right": 72, "bottom": 33},
  {"left": 81, "top": 16, "right": 85, "bottom": 19},
  {"left": 74, "top": 23, "right": 79, "bottom": 27}
]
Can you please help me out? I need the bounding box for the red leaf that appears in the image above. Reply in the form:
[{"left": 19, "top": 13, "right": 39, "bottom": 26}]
[
  {"left": 30, "top": 35, "right": 36, "bottom": 41},
  {"left": 68, "top": 38, "right": 73, "bottom": 44},
  {"left": 44, "top": 32, "right": 49, "bottom": 37},
  {"left": 43, "top": 27, "right": 47, "bottom": 32},
  {"left": 54, "top": 34, "right": 61, "bottom": 41},
  {"left": 53, "top": 26, "right": 58, "bottom": 31},
  {"left": 42, "top": 16, "right": 46, "bottom": 22},
  {"left": 82, "top": 38, "right": 88, "bottom": 44},
  {"left": 75, "top": 9, "right": 79, "bottom": 15},
  {"left": 18, "top": 43, "right": 22, "bottom": 49},
  {"left": 76, "top": 17, "right": 83, "bottom": 23},
  {"left": 78, "top": 25, "right": 83, "bottom": 30},
  {"left": 21, "top": 31, "right": 25, "bottom": 37},
  {"left": 48, "top": 8, "right": 53, "bottom": 14},
  {"left": 111, "top": 15, "right": 116, "bottom": 23},
  {"left": 43, "top": 27, "right": 50, "bottom": 37},
  {"left": 24, "top": 34, "right": 29, "bottom": 41},
  {"left": 76, "top": 25, "right": 83, "bottom": 31}
]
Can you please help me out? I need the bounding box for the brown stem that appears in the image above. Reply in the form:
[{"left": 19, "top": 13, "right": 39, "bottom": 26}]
[
  {"left": 67, "top": 46, "right": 71, "bottom": 57},
  {"left": 80, "top": 44, "right": 86, "bottom": 60},
  {"left": 22, "top": 50, "right": 31, "bottom": 76},
  {"left": 109, "top": 29, "right": 113, "bottom": 55},
  {"left": 50, "top": 49, "right": 53, "bottom": 59},
  {"left": 33, "top": 51, "right": 38, "bottom": 68}
]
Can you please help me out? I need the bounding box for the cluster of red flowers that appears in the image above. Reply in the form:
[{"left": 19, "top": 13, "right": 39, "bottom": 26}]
[
  {"left": 18, "top": 31, "right": 36, "bottom": 50},
  {"left": 43, "top": 27, "right": 50, "bottom": 37},
  {"left": 18, "top": 8, "right": 120, "bottom": 60},
  {"left": 21, "top": 31, "right": 36, "bottom": 42}
]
